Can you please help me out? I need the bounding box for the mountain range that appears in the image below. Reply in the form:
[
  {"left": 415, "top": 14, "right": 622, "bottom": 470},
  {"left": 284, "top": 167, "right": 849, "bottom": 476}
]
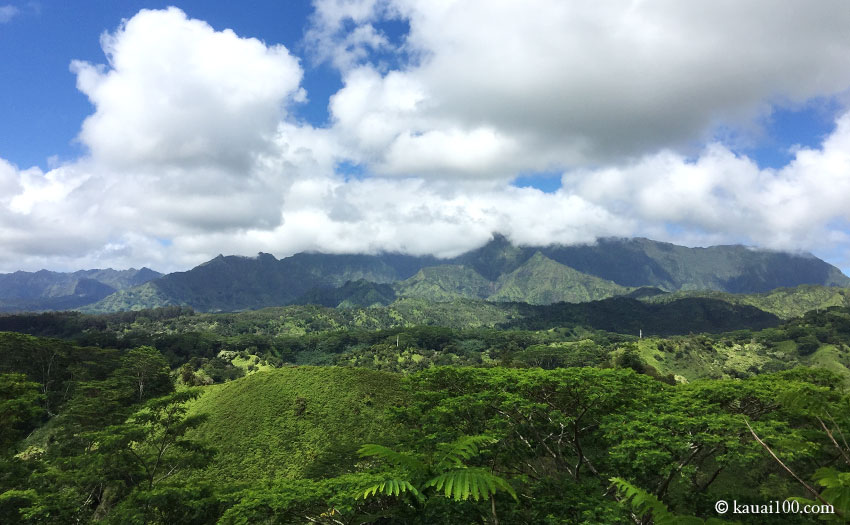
[
  {"left": 0, "top": 267, "right": 161, "bottom": 312},
  {"left": 73, "top": 235, "right": 849, "bottom": 313},
  {"left": 1, "top": 235, "right": 847, "bottom": 313}
]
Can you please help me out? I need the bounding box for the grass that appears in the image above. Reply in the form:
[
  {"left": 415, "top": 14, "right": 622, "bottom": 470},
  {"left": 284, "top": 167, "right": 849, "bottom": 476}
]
[
  {"left": 185, "top": 366, "right": 404, "bottom": 484},
  {"left": 803, "top": 344, "right": 850, "bottom": 382}
]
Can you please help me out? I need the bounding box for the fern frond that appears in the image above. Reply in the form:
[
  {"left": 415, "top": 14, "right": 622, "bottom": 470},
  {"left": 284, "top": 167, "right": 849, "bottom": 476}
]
[
  {"left": 435, "top": 435, "right": 497, "bottom": 468},
  {"left": 425, "top": 468, "right": 517, "bottom": 502},
  {"left": 359, "top": 478, "right": 424, "bottom": 503},
  {"left": 811, "top": 467, "right": 850, "bottom": 515},
  {"left": 358, "top": 443, "right": 427, "bottom": 474},
  {"left": 610, "top": 477, "right": 704, "bottom": 525}
]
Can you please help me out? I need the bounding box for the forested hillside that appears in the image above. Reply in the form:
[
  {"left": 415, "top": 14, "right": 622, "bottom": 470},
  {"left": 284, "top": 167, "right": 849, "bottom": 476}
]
[
  {"left": 3, "top": 246, "right": 850, "bottom": 523},
  {"left": 3, "top": 315, "right": 850, "bottom": 523}
]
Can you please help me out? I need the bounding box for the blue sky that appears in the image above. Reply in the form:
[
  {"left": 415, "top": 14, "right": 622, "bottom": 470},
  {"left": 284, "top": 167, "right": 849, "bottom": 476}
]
[
  {"left": 0, "top": 2, "right": 838, "bottom": 175},
  {"left": 1, "top": 1, "right": 850, "bottom": 273},
  {"left": 1, "top": 1, "right": 329, "bottom": 168}
]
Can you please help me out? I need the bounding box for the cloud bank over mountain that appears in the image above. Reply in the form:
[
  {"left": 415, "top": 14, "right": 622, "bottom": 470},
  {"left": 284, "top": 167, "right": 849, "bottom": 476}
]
[{"left": 2, "top": 2, "right": 850, "bottom": 272}]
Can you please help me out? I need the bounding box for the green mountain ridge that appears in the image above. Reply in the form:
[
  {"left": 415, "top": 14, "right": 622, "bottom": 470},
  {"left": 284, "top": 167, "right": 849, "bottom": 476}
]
[
  {"left": 394, "top": 265, "right": 494, "bottom": 301},
  {"left": 76, "top": 235, "right": 850, "bottom": 313},
  {"left": 489, "top": 251, "right": 630, "bottom": 304},
  {"left": 538, "top": 237, "right": 850, "bottom": 292},
  {"left": 0, "top": 267, "right": 162, "bottom": 312}
]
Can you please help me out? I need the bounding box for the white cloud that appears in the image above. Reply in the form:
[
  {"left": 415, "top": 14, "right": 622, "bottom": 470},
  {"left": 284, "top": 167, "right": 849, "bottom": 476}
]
[
  {"left": 3, "top": 108, "right": 850, "bottom": 272},
  {"left": 305, "top": 0, "right": 398, "bottom": 70},
  {"left": 71, "top": 7, "right": 305, "bottom": 171},
  {"left": 0, "top": 5, "right": 19, "bottom": 23},
  {"left": 3, "top": 4, "right": 850, "bottom": 275},
  {"left": 320, "top": 0, "right": 850, "bottom": 178},
  {"left": 0, "top": 8, "right": 332, "bottom": 272},
  {"left": 65, "top": 8, "right": 324, "bottom": 235},
  {"left": 562, "top": 111, "right": 850, "bottom": 252}
]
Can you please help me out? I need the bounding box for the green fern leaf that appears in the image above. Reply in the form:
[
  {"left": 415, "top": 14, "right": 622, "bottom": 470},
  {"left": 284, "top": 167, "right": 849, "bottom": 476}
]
[
  {"left": 426, "top": 468, "right": 517, "bottom": 502},
  {"left": 359, "top": 479, "right": 424, "bottom": 503},
  {"left": 438, "top": 435, "right": 498, "bottom": 467},
  {"left": 455, "top": 470, "right": 467, "bottom": 500},
  {"left": 610, "top": 477, "right": 675, "bottom": 523},
  {"left": 358, "top": 443, "right": 427, "bottom": 474}
]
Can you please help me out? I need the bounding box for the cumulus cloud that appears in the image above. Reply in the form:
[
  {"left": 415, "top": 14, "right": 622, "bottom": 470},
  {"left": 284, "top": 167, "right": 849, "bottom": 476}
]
[
  {"left": 319, "top": 0, "right": 850, "bottom": 178},
  {"left": 71, "top": 7, "right": 305, "bottom": 170},
  {"left": 305, "top": 0, "right": 399, "bottom": 70},
  {"left": 65, "top": 8, "right": 325, "bottom": 234},
  {"left": 3, "top": 3, "right": 850, "bottom": 274},
  {"left": 0, "top": 7, "right": 333, "bottom": 271},
  {"left": 563, "top": 110, "right": 850, "bottom": 252}
]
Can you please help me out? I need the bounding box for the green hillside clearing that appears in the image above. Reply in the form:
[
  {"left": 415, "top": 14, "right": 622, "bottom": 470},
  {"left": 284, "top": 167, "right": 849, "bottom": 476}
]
[{"left": 185, "top": 367, "right": 403, "bottom": 484}]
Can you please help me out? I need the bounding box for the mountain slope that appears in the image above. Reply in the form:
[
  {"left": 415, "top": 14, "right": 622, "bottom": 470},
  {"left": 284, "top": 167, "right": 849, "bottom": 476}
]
[
  {"left": 84, "top": 235, "right": 850, "bottom": 313},
  {"left": 394, "top": 265, "right": 494, "bottom": 301},
  {"left": 452, "top": 233, "right": 533, "bottom": 280},
  {"left": 540, "top": 237, "right": 850, "bottom": 292},
  {"left": 489, "top": 252, "right": 630, "bottom": 304},
  {"left": 295, "top": 279, "right": 397, "bottom": 308},
  {"left": 643, "top": 284, "right": 850, "bottom": 320},
  {"left": 88, "top": 252, "right": 437, "bottom": 312},
  {"left": 0, "top": 267, "right": 162, "bottom": 312}
]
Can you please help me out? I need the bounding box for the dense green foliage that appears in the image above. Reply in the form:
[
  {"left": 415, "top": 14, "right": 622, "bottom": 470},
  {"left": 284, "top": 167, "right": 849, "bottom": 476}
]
[
  {"left": 0, "top": 293, "right": 783, "bottom": 359},
  {"left": 645, "top": 284, "right": 850, "bottom": 320},
  {"left": 7, "top": 287, "right": 850, "bottom": 522}
]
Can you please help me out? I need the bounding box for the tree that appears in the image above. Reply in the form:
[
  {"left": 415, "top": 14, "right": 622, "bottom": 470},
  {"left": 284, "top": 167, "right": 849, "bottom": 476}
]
[
  {"left": 610, "top": 477, "right": 728, "bottom": 525},
  {"left": 745, "top": 373, "right": 850, "bottom": 521},
  {"left": 117, "top": 346, "right": 171, "bottom": 402},
  {"left": 796, "top": 334, "right": 820, "bottom": 356},
  {"left": 0, "top": 373, "right": 45, "bottom": 454},
  {"left": 11, "top": 390, "right": 215, "bottom": 524},
  {"left": 108, "top": 389, "right": 214, "bottom": 492},
  {"left": 95, "top": 389, "right": 215, "bottom": 522}
]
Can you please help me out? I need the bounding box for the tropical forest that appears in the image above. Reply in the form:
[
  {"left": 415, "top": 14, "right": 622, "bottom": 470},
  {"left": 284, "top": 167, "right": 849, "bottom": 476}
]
[{"left": 2, "top": 237, "right": 850, "bottom": 523}]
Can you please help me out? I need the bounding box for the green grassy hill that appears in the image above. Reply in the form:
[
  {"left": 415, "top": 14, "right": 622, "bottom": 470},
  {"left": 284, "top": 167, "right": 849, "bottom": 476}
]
[{"left": 185, "top": 367, "right": 403, "bottom": 484}]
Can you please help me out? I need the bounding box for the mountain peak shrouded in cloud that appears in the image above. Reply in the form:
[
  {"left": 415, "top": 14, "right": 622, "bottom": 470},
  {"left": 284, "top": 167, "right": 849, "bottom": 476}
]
[
  {"left": 84, "top": 236, "right": 850, "bottom": 313},
  {"left": 1, "top": 2, "right": 850, "bottom": 273}
]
